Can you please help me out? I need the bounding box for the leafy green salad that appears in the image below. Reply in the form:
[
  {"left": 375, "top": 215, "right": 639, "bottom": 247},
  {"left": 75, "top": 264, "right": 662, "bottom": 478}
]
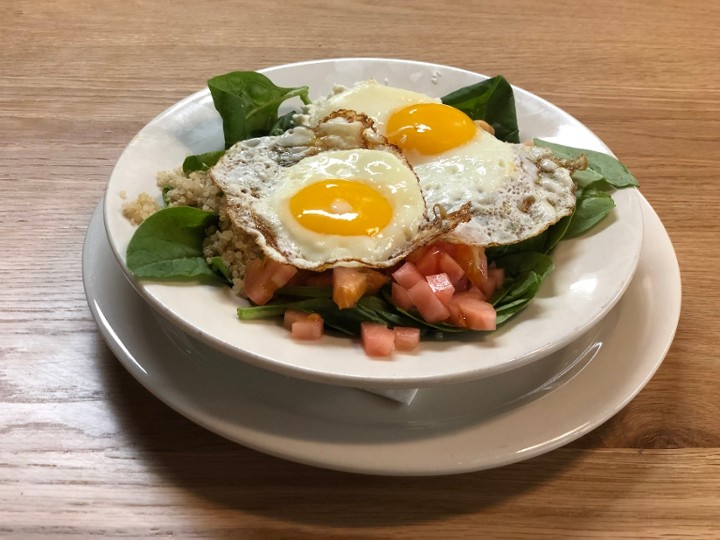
[{"left": 126, "top": 71, "right": 638, "bottom": 337}]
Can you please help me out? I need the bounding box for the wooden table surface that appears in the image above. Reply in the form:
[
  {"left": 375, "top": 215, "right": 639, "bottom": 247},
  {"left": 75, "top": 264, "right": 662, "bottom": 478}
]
[{"left": 2, "top": 0, "right": 719, "bottom": 537}]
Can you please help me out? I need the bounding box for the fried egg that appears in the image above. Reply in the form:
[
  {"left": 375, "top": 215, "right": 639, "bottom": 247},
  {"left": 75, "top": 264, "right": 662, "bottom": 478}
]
[
  {"left": 211, "top": 112, "right": 469, "bottom": 270},
  {"left": 303, "top": 81, "right": 578, "bottom": 246}
]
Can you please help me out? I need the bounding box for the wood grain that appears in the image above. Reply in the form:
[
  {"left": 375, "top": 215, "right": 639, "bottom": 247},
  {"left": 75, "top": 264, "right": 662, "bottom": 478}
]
[{"left": 2, "top": 0, "right": 719, "bottom": 537}]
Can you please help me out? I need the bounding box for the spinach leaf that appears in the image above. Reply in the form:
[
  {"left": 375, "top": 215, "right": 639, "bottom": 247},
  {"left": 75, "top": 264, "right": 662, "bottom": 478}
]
[
  {"left": 442, "top": 76, "right": 520, "bottom": 143},
  {"left": 278, "top": 285, "right": 333, "bottom": 298},
  {"left": 161, "top": 186, "right": 172, "bottom": 207},
  {"left": 208, "top": 71, "right": 310, "bottom": 148},
  {"left": 486, "top": 231, "right": 548, "bottom": 259},
  {"left": 543, "top": 215, "right": 572, "bottom": 253},
  {"left": 238, "top": 296, "right": 338, "bottom": 319},
  {"left": 534, "top": 139, "right": 639, "bottom": 188},
  {"left": 563, "top": 188, "right": 616, "bottom": 239},
  {"left": 269, "top": 110, "right": 297, "bottom": 135},
  {"left": 210, "top": 256, "right": 232, "bottom": 285},
  {"left": 126, "top": 206, "right": 219, "bottom": 280},
  {"left": 182, "top": 150, "right": 225, "bottom": 174},
  {"left": 570, "top": 168, "right": 605, "bottom": 188},
  {"left": 490, "top": 252, "right": 554, "bottom": 324},
  {"left": 394, "top": 306, "right": 468, "bottom": 334}
]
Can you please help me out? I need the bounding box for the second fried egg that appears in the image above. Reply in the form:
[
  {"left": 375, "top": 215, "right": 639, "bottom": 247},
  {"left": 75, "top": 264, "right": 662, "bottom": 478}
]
[{"left": 304, "top": 80, "right": 578, "bottom": 247}]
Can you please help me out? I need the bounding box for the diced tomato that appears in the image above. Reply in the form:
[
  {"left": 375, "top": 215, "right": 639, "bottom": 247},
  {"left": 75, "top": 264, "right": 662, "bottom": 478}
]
[
  {"left": 291, "top": 314, "right": 324, "bottom": 340},
  {"left": 425, "top": 273, "right": 455, "bottom": 307},
  {"left": 452, "top": 295, "right": 496, "bottom": 331},
  {"left": 415, "top": 245, "right": 443, "bottom": 276},
  {"left": 445, "top": 301, "right": 466, "bottom": 328},
  {"left": 332, "top": 267, "right": 368, "bottom": 309},
  {"left": 437, "top": 252, "right": 465, "bottom": 286},
  {"left": 269, "top": 262, "right": 299, "bottom": 289},
  {"left": 391, "top": 282, "right": 415, "bottom": 311},
  {"left": 243, "top": 259, "right": 270, "bottom": 305},
  {"left": 488, "top": 266, "right": 505, "bottom": 291},
  {"left": 283, "top": 309, "right": 308, "bottom": 331},
  {"left": 244, "top": 258, "right": 297, "bottom": 305},
  {"left": 478, "top": 265, "right": 503, "bottom": 298},
  {"left": 453, "top": 244, "right": 489, "bottom": 289},
  {"left": 305, "top": 270, "right": 334, "bottom": 287},
  {"left": 446, "top": 290, "right": 489, "bottom": 327},
  {"left": 393, "top": 326, "right": 421, "bottom": 352},
  {"left": 361, "top": 322, "right": 395, "bottom": 357},
  {"left": 407, "top": 280, "right": 451, "bottom": 323},
  {"left": 392, "top": 261, "right": 424, "bottom": 289},
  {"left": 284, "top": 270, "right": 308, "bottom": 287},
  {"left": 360, "top": 268, "right": 390, "bottom": 295},
  {"left": 460, "top": 287, "right": 487, "bottom": 302}
]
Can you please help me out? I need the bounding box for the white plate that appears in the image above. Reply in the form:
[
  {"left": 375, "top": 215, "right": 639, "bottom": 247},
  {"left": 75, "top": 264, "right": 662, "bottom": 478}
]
[
  {"left": 85, "top": 194, "right": 680, "bottom": 476},
  {"left": 103, "top": 58, "right": 643, "bottom": 388}
]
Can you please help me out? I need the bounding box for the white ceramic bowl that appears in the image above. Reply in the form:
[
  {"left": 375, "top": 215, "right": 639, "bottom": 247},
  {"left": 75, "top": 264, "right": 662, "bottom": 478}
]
[{"left": 103, "top": 58, "right": 643, "bottom": 388}]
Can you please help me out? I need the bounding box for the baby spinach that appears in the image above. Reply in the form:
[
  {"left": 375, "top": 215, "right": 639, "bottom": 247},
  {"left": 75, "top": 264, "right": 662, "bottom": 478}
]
[
  {"left": 126, "top": 207, "right": 219, "bottom": 280},
  {"left": 161, "top": 186, "right": 172, "bottom": 207},
  {"left": 269, "top": 110, "right": 297, "bottom": 135},
  {"left": 563, "top": 188, "right": 616, "bottom": 239},
  {"left": 209, "top": 256, "right": 233, "bottom": 285},
  {"left": 208, "top": 71, "right": 311, "bottom": 148},
  {"left": 534, "top": 139, "right": 639, "bottom": 189},
  {"left": 490, "top": 252, "right": 554, "bottom": 324},
  {"left": 442, "top": 76, "right": 520, "bottom": 143},
  {"left": 182, "top": 150, "right": 225, "bottom": 174}
]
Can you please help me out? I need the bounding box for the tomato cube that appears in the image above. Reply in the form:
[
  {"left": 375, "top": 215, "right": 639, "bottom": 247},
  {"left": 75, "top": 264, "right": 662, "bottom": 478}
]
[
  {"left": 415, "top": 246, "right": 442, "bottom": 276},
  {"left": 283, "top": 309, "right": 308, "bottom": 331},
  {"left": 407, "top": 280, "right": 451, "bottom": 323},
  {"left": 391, "top": 282, "right": 415, "bottom": 311},
  {"left": 425, "top": 273, "right": 455, "bottom": 307},
  {"left": 361, "top": 323, "right": 395, "bottom": 357},
  {"left": 438, "top": 252, "right": 465, "bottom": 286},
  {"left": 392, "top": 262, "right": 424, "bottom": 289},
  {"left": 454, "top": 296, "right": 496, "bottom": 331},
  {"left": 393, "top": 326, "right": 421, "bottom": 351},
  {"left": 291, "top": 315, "right": 324, "bottom": 340}
]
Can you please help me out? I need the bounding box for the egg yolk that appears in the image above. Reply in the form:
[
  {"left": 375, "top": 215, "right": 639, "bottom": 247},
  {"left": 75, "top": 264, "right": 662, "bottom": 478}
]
[
  {"left": 289, "top": 179, "right": 393, "bottom": 236},
  {"left": 386, "top": 103, "right": 476, "bottom": 155}
]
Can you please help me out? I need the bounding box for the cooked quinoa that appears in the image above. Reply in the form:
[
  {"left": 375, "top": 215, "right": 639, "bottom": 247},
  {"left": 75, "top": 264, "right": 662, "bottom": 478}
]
[
  {"left": 157, "top": 169, "right": 223, "bottom": 212},
  {"left": 121, "top": 192, "right": 160, "bottom": 225},
  {"left": 123, "top": 168, "right": 261, "bottom": 297}
]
